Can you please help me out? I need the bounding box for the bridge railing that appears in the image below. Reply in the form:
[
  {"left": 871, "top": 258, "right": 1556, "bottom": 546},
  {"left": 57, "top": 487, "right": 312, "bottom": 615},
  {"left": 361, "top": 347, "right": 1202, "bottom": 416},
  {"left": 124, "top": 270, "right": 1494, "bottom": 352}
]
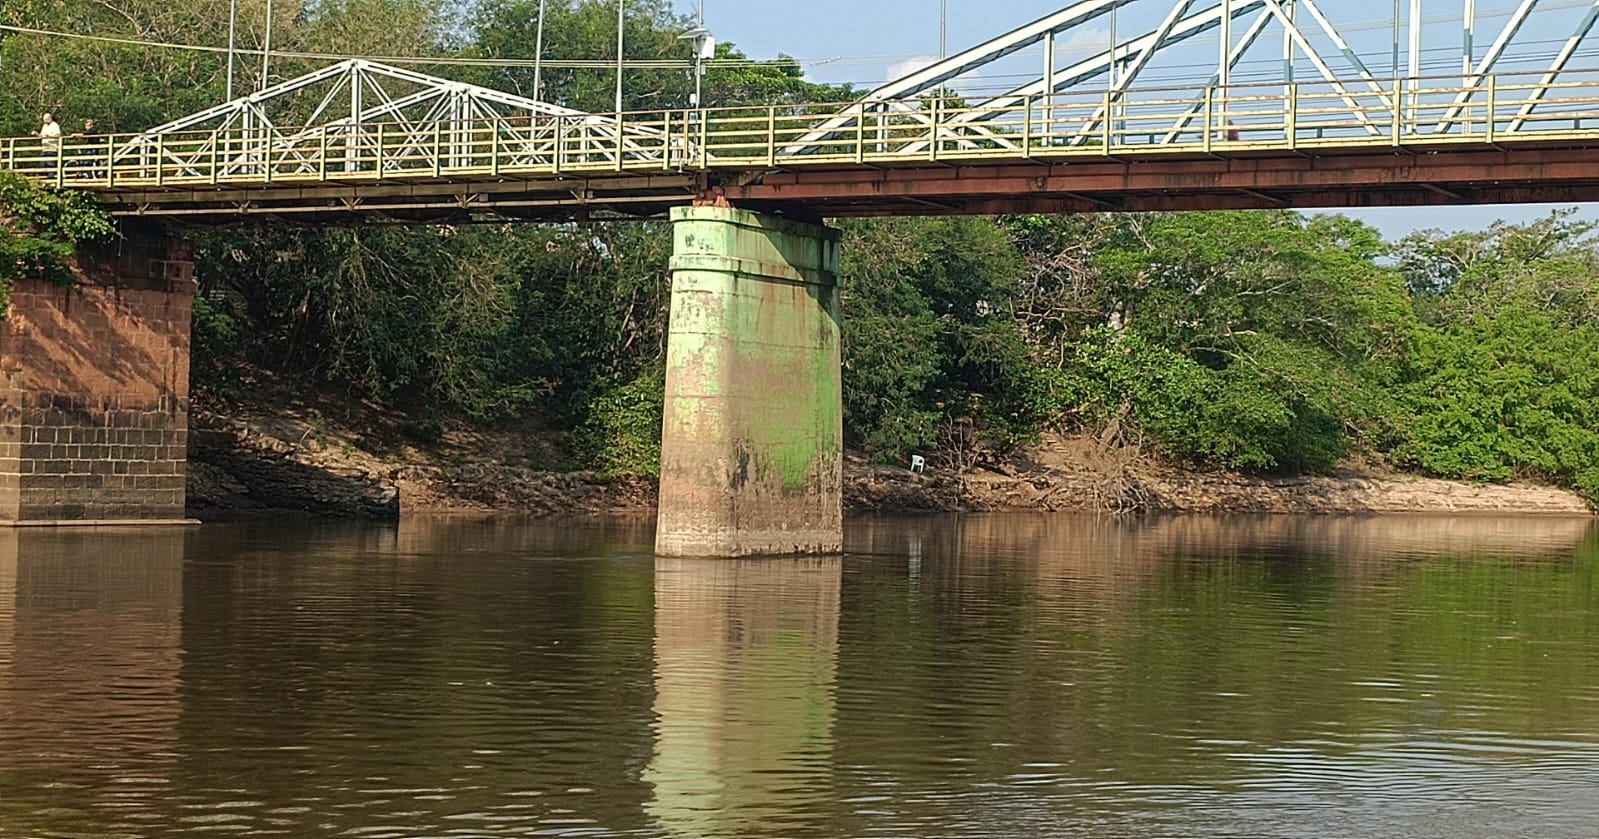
[{"left": 6, "top": 67, "right": 1599, "bottom": 189}]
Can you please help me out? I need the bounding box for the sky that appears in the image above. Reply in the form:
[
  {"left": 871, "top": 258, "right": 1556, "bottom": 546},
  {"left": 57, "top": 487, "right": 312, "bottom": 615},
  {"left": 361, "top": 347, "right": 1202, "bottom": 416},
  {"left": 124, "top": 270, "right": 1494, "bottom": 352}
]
[{"left": 678, "top": 0, "right": 1599, "bottom": 239}]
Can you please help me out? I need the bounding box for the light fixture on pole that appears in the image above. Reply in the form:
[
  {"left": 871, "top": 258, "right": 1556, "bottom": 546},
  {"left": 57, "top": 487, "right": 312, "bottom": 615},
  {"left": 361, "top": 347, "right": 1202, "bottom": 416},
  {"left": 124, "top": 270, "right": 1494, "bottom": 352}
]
[{"left": 679, "top": 27, "right": 716, "bottom": 108}]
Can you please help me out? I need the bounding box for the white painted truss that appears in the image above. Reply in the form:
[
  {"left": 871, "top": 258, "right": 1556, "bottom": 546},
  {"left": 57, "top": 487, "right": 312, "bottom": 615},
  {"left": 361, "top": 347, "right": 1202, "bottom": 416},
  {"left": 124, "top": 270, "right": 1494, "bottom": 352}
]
[
  {"left": 787, "top": 0, "right": 1599, "bottom": 155},
  {"left": 111, "top": 59, "right": 673, "bottom": 181}
]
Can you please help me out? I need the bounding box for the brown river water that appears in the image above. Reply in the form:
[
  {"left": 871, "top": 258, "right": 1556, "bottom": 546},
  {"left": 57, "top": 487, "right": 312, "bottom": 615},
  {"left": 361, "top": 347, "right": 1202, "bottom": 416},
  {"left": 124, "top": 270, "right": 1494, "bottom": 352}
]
[{"left": 1, "top": 514, "right": 1597, "bottom": 838}]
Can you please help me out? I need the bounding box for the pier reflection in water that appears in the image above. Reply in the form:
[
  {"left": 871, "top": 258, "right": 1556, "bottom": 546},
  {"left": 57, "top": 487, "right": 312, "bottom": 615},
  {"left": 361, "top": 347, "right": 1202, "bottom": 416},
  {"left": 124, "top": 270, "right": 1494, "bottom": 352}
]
[
  {"left": 0, "top": 514, "right": 1593, "bottom": 837},
  {"left": 0, "top": 529, "right": 186, "bottom": 836},
  {"left": 647, "top": 558, "right": 841, "bottom": 837}
]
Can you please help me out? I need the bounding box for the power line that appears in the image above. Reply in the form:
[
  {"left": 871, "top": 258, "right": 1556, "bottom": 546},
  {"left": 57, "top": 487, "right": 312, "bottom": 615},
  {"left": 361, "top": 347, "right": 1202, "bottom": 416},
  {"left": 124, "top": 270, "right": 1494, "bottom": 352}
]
[
  {"left": 0, "top": 23, "right": 807, "bottom": 71},
  {"left": 4, "top": 0, "right": 1599, "bottom": 79}
]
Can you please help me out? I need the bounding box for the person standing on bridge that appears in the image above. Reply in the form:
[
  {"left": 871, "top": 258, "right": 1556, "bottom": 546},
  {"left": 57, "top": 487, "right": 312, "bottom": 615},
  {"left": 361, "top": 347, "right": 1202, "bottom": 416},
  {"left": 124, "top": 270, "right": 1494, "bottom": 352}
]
[
  {"left": 35, "top": 113, "right": 63, "bottom": 167},
  {"left": 71, "top": 119, "right": 104, "bottom": 179}
]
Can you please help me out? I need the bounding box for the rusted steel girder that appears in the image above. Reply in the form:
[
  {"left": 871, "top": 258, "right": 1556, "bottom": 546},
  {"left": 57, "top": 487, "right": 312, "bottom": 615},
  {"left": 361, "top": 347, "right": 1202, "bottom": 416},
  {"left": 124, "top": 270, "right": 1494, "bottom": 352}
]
[{"left": 707, "top": 143, "right": 1599, "bottom": 217}]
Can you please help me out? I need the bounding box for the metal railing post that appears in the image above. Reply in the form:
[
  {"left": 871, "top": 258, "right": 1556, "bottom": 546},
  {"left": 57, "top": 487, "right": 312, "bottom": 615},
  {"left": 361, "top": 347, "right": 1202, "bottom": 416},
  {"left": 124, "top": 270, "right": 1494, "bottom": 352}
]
[
  {"left": 434, "top": 120, "right": 444, "bottom": 177},
  {"left": 1287, "top": 83, "right": 1299, "bottom": 150},
  {"left": 662, "top": 111, "right": 673, "bottom": 171},
  {"left": 553, "top": 116, "right": 564, "bottom": 174},
  {"left": 1392, "top": 79, "right": 1403, "bottom": 146},
  {"left": 766, "top": 106, "right": 777, "bottom": 167},
  {"left": 492, "top": 124, "right": 502, "bottom": 176},
  {"left": 698, "top": 108, "right": 709, "bottom": 169},
  {"left": 1202, "top": 87, "right": 1213, "bottom": 154},
  {"left": 153, "top": 135, "right": 164, "bottom": 188},
  {"left": 930, "top": 95, "right": 942, "bottom": 162},
  {"left": 856, "top": 105, "right": 867, "bottom": 164},
  {"left": 318, "top": 131, "right": 328, "bottom": 181},
  {"left": 1023, "top": 94, "right": 1034, "bottom": 158},
  {"left": 375, "top": 123, "right": 386, "bottom": 175},
  {"left": 615, "top": 113, "right": 626, "bottom": 173},
  {"left": 1486, "top": 74, "right": 1498, "bottom": 143},
  {"left": 1104, "top": 90, "right": 1114, "bottom": 152}
]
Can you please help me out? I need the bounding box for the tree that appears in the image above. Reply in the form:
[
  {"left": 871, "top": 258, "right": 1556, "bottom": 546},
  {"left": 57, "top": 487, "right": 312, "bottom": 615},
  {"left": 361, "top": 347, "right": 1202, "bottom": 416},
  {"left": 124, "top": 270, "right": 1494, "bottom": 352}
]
[
  {"left": 1008, "top": 212, "right": 1415, "bottom": 473},
  {"left": 1391, "top": 213, "right": 1599, "bottom": 500}
]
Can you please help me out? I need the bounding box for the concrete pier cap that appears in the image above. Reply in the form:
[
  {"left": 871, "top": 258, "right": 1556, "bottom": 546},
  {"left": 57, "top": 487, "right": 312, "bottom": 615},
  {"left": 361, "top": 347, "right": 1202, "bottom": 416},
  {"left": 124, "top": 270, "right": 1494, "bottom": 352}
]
[{"left": 655, "top": 206, "right": 844, "bottom": 558}]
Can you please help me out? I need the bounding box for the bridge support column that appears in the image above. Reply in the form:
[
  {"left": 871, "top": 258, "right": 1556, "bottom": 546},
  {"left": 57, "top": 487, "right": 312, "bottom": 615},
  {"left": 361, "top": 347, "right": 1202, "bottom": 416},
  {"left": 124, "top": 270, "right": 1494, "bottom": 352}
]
[
  {"left": 0, "top": 235, "right": 194, "bottom": 524},
  {"left": 656, "top": 207, "right": 844, "bottom": 558}
]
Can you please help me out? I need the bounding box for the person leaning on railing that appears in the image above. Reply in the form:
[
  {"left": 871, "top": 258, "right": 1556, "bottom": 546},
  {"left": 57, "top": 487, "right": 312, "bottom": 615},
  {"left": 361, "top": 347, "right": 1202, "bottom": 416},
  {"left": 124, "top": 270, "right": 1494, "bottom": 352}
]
[{"left": 70, "top": 119, "right": 104, "bottom": 178}]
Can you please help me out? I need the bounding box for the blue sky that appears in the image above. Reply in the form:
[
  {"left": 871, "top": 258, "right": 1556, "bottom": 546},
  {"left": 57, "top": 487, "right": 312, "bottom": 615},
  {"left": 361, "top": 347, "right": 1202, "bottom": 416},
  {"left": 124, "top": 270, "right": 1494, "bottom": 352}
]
[{"left": 681, "top": 0, "right": 1599, "bottom": 239}]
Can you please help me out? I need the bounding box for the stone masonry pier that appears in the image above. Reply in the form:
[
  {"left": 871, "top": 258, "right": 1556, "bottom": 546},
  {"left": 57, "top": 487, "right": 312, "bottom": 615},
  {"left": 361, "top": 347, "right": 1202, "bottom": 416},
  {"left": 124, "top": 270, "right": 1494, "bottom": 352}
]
[{"left": 0, "top": 234, "right": 195, "bottom": 524}]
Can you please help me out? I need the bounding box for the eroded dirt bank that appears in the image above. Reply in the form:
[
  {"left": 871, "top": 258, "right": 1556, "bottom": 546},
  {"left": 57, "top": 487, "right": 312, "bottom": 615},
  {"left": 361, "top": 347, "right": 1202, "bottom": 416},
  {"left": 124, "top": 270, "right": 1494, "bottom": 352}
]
[{"left": 186, "top": 401, "right": 1594, "bottom": 520}]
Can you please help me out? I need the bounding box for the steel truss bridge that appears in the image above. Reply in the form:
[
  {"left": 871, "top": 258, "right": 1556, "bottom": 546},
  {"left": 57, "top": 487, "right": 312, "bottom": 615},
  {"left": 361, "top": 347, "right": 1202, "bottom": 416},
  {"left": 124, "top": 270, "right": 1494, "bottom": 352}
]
[{"left": 9, "top": 0, "right": 1599, "bottom": 222}]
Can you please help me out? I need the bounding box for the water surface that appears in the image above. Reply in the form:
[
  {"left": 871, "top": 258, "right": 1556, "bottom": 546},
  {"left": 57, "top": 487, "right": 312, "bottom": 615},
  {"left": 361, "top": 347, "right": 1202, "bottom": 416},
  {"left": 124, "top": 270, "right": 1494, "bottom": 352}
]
[{"left": 1, "top": 514, "right": 1597, "bottom": 837}]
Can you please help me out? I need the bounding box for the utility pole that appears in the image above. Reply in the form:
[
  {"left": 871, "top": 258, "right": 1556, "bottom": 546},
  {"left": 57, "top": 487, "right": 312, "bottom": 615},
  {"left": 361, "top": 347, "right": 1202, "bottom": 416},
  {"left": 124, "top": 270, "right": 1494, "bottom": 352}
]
[
  {"left": 533, "top": 0, "right": 547, "bottom": 101},
  {"left": 1393, "top": 0, "right": 1402, "bottom": 81},
  {"left": 226, "top": 0, "right": 239, "bottom": 99},
  {"left": 260, "top": 0, "right": 274, "bottom": 91},
  {"left": 616, "top": 0, "right": 625, "bottom": 114},
  {"left": 940, "top": 0, "right": 948, "bottom": 59}
]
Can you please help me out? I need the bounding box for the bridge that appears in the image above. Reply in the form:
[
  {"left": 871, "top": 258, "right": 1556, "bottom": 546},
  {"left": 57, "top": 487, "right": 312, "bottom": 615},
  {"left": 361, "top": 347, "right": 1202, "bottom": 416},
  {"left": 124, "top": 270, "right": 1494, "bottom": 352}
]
[
  {"left": 4, "top": 0, "right": 1599, "bottom": 553},
  {"left": 7, "top": 1, "right": 1599, "bottom": 221}
]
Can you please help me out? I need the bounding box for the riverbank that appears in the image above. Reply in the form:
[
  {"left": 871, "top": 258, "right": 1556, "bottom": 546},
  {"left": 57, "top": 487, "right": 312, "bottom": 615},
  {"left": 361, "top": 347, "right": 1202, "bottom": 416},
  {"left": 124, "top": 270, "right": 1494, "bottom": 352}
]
[{"left": 184, "top": 387, "right": 1594, "bottom": 519}]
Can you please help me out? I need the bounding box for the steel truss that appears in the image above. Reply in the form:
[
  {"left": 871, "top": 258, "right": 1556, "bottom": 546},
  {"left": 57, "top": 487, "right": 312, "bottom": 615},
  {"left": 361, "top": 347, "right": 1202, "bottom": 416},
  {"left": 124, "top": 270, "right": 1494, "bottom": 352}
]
[
  {"left": 789, "top": 0, "right": 1599, "bottom": 155},
  {"left": 108, "top": 59, "right": 672, "bottom": 182}
]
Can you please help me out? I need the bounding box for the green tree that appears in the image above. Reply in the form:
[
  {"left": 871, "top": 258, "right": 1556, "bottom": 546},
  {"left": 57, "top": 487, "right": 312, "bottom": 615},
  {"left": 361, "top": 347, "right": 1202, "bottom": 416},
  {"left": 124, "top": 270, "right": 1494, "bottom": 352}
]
[
  {"left": 840, "top": 217, "right": 1042, "bottom": 462},
  {"left": 1009, "top": 211, "right": 1415, "bottom": 472},
  {"left": 1391, "top": 213, "right": 1599, "bottom": 500}
]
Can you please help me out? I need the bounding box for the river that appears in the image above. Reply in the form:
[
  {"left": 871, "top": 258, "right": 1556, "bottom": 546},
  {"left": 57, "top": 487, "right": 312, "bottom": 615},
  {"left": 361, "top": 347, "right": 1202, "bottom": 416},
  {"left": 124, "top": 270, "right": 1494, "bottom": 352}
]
[{"left": 1, "top": 514, "right": 1597, "bottom": 838}]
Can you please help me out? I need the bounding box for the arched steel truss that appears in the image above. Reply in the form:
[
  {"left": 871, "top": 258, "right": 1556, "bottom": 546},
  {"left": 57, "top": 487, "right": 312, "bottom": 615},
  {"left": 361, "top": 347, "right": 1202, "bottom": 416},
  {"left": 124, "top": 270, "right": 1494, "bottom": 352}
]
[
  {"left": 99, "top": 59, "right": 676, "bottom": 183},
  {"left": 8, "top": 1, "right": 1599, "bottom": 221},
  {"left": 787, "top": 0, "right": 1599, "bottom": 154}
]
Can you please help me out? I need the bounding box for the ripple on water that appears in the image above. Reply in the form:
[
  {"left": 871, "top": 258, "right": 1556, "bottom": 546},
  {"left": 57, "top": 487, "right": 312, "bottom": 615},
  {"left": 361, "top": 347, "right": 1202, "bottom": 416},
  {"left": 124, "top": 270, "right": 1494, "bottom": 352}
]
[{"left": 0, "top": 515, "right": 1596, "bottom": 837}]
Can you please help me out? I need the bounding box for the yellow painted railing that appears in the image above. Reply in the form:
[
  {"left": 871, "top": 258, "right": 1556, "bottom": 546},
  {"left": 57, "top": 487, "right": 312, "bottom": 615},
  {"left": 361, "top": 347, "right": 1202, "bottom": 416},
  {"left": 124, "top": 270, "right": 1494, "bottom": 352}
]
[{"left": 6, "top": 68, "right": 1599, "bottom": 190}]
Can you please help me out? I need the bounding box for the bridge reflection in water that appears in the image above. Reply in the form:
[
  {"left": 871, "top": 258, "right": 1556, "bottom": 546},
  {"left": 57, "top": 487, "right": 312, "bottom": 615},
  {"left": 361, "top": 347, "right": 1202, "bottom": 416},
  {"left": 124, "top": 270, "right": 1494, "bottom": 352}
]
[{"left": 0, "top": 515, "right": 1594, "bottom": 836}]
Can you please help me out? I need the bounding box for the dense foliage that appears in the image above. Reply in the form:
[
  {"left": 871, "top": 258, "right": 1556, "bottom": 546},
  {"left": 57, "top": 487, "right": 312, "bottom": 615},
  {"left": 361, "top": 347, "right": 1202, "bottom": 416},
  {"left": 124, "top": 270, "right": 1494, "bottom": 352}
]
[
  {"left": 0, "top": 172, "right": 116, "bottom": 309},
  {"left": 1392, "top": 214, "right": 1599, "bottom": 498},
  {"left": 3, "top": 0, "right": 1596, "bottom": 502}
]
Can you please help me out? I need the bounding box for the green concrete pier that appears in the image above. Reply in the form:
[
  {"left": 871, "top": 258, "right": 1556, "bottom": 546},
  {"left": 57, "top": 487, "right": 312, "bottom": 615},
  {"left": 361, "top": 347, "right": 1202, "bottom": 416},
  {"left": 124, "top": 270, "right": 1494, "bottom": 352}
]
[{"left": 655, "top": 207, "right": 844, "bottom": 558}]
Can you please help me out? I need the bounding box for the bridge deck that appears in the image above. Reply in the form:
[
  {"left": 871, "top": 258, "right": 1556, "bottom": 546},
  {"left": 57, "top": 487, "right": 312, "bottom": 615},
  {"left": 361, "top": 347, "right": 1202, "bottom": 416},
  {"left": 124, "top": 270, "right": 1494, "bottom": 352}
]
[{"left": 6, "top": 72, "right": 1599, "bottom": 222}]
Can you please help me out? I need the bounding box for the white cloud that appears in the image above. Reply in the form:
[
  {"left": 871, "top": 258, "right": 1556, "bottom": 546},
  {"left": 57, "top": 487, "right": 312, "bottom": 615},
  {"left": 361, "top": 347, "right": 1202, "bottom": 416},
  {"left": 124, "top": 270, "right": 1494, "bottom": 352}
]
[{"left": 887, "top": 55, "right": 941, "bottom": 83}]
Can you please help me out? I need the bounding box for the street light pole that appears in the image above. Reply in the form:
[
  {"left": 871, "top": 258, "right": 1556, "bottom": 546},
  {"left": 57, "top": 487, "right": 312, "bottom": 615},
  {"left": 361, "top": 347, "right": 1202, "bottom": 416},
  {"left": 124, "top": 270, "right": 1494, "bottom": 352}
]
[
  {"left": 226, "top": 0, "right": 239, "bottom": 99},
  {"left": 615, "top": 0, "right": 625, "bottom": 114},
  {"left": 532, "top": 0, "right": 547, "bottom": 101},
  {"left": 941, "top": 0, "right": 948, "bottom": 59},
  {"left": 260, "top": 0, "right": 274, "bottom": 91}
]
